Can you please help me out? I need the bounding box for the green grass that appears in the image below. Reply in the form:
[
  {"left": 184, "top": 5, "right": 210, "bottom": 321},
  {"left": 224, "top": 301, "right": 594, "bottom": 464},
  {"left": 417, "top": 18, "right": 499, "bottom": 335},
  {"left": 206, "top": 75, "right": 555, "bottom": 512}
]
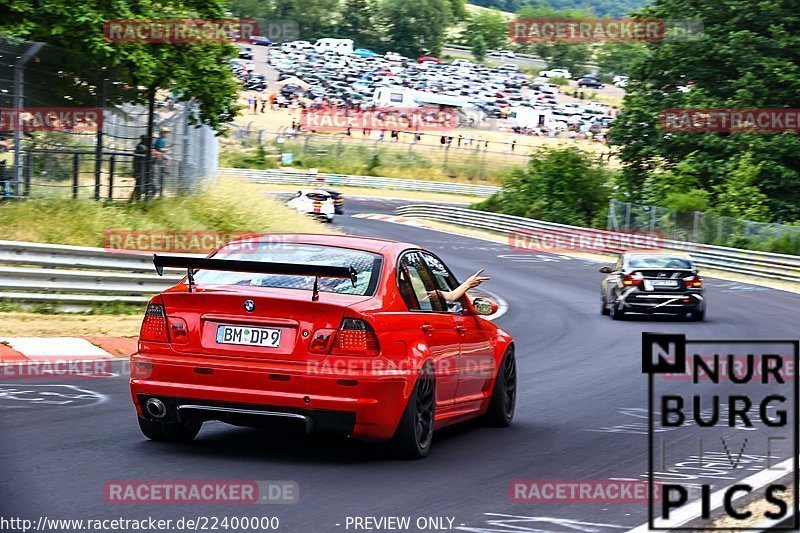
[
  {"left": 0, "top": 176, "right": 329, "bottom": 246},
  {"left": 0, "top": 301, "right": 146, "bottom": 315},
  {"left": 253, "top": 140, "right": 517, "bottom": 184}
]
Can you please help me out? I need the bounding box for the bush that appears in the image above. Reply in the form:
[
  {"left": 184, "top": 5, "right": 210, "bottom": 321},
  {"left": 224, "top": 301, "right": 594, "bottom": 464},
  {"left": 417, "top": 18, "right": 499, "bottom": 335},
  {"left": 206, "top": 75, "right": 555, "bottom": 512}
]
[
  {"left": 548, "top": 76, "right": 570, "bottom": 86},
  {"left": 475, "top": 146, "right": 613, "bottom": 227}
]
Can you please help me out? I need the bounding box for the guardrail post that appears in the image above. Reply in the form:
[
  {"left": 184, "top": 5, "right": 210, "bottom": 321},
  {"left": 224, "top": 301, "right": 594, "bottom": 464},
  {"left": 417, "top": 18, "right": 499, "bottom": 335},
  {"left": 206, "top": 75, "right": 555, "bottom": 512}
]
[
  {"left": 72, "top": 153, "right": 80, "bottom": 199},
  {"left": 108, "top": 155, "right": 115, "bottom": 200}
]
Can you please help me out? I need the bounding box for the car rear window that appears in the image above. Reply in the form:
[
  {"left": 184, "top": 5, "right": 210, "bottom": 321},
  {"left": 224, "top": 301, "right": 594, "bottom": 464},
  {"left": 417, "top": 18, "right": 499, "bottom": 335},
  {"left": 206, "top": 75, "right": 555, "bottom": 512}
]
[
  {"left": 628, "top": 256, "right": 693, "bottom": 269},
  {"left": 193, "top": 243, "right": 382, "bottom": 296}
]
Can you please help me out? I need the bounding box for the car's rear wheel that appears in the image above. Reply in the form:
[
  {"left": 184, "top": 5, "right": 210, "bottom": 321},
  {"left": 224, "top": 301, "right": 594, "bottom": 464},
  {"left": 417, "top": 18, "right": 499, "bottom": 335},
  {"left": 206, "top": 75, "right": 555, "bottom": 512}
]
[
  {"left": 138, "top": 416, "right": 202, "bottom": 443},
  {"left": 484, "top": 347, "right": 517, "bottom": 427},
  {"left": 391, "top": 364, "right": 435, "bottom": 459},
  {"left": 690, "top": 308, "right": 705, "bottom": 321},
  {"left": 610, "top": 300, "right": 625, "bottom": 320}
]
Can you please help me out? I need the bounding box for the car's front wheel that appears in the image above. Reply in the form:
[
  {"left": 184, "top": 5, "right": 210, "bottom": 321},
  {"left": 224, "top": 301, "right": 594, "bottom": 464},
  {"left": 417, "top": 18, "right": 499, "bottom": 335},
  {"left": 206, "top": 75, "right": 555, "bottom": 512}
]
[
  {"left": 138, "top": 417, "right": 202, "bottom": 443},
  {"left": 391, "top": 364, "right": 435, "bottom": 459}
]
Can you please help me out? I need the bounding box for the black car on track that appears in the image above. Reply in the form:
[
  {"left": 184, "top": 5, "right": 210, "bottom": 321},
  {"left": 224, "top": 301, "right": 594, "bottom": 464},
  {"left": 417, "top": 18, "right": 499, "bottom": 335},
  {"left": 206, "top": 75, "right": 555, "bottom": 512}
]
[
  {"left": 600, "top": 252, "right": 706, "bottom": 320},
  {"left": 577, "top": 76, "right": 605, "bottom": 89}
]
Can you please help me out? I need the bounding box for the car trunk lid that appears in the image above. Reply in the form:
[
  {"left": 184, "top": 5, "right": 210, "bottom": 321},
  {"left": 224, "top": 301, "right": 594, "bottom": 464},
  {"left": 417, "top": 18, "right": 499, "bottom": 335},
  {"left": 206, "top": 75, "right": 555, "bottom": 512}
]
[{"left": 161, "top": 286, "right": 369, "bottom": 362}]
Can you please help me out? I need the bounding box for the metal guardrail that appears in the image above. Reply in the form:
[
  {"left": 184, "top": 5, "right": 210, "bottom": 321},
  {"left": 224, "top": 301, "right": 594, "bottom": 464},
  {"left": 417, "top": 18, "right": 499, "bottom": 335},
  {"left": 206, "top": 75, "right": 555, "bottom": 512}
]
[
  {"left": 395, "top": 205, "right": 800, "bottom": 282},
  {"left": 0, "top": 240, "right": 185, "bottom": 307},
  {"left": 218, "top": 168, "right": 501, "bottom": 197},
  {"left": 2, "top": 203, "right": 799, "bottom": 308}
]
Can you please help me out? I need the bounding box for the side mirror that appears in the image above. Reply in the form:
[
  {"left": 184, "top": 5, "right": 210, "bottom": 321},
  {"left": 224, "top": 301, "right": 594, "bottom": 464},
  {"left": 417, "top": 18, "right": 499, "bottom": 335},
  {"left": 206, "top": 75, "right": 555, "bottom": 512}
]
[
  {"left": 472, "top": 297, "right": 499, "bottom": 316},
  {"left": 599, "top": 266, "right": 613, "bottom": 274}
]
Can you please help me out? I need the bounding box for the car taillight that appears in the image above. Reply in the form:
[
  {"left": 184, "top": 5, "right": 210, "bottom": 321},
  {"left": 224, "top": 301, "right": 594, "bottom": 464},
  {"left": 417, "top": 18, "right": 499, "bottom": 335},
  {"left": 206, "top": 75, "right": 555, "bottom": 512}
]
[
  {"left": 140, "top": 301, "right": 168, "bottom": 342},
  {"left": 168, "top": 317, "right": 189, "bottom": 344},
  {"left": 330, "top": 318, "right": 380, "bottom": 356},
  {"left": 622, "top": 274, "right": 643, "bottom": 286},
  {"left": 309, "top": 328, "right": 336, "bottom": 354},
  {"left": 683, "top": 275, "right": 703, "bottom": 288}
]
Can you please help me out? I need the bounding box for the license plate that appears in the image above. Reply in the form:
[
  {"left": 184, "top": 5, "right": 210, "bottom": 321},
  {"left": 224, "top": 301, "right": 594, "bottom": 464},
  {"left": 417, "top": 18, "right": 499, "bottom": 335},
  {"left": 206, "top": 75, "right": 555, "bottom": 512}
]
[
  {"left": 215, "top": 325, "right": 281, "bottom": 348},
  {"left": 651, "top": 279, "right": 678, "bottom": 287}
]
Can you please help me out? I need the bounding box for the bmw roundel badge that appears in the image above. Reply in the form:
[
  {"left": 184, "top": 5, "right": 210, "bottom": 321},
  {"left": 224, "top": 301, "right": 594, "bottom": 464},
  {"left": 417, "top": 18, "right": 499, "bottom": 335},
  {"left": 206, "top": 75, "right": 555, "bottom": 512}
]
[{"left": 244, "top": 300, "right": 255, "bottom": 312}]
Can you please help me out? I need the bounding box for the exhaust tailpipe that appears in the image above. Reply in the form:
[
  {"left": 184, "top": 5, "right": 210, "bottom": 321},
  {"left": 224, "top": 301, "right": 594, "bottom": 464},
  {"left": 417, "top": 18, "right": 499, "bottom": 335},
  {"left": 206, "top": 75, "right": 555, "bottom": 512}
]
[{"left": 145, "top": 398, "right": 167, "bottom": 419}]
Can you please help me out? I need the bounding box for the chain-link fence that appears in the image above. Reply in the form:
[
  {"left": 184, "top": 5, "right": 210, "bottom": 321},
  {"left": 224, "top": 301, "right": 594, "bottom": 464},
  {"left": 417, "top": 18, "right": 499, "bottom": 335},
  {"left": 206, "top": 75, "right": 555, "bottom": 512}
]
[
  {"left": 0, "top": 35, "right": 217, "bottom": 201},
  {"left": 608, "top": 199, "right": 800, "bottom": 255}
]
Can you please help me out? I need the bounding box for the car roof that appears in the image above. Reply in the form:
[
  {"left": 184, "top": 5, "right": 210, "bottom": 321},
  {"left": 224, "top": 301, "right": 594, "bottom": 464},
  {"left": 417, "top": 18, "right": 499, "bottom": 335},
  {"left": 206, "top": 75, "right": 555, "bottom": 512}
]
[
  {"left": 624, "top": 251, "right": 693, "bottom": 259},
  {"left": 227, "top": 233, "right": 419, "bottom": 254}
]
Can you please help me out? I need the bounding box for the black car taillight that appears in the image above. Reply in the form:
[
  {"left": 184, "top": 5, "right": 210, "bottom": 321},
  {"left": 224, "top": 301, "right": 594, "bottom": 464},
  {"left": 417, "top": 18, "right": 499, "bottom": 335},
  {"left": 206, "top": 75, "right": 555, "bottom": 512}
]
[
  {"left": 622, "top": 274, "right": 643, "bottom": 287},
  {"left": 140, "top": 299, "right": 168, "bottom": 342},
  {"left": 330, "top": 318, "right": 380, "bottom": 356},
  {"left": 683, "top": 275, "right": 703, "bottom": 288}
]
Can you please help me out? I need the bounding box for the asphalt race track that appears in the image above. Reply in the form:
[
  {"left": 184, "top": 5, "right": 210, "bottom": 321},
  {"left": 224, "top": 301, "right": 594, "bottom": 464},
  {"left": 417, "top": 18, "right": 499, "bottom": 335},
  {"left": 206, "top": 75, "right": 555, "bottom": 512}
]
[{"left": 2, "top": 196, "right": 799, "bottom": 533}]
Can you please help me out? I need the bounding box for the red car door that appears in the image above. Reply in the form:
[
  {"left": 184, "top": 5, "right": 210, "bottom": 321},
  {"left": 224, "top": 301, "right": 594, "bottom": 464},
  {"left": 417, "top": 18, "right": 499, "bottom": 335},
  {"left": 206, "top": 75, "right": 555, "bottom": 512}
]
[
  {"left": 397, "top": 252, "right": 461, "bottom": 407},
  {"left": 452, "top": 313, "right": 495, "bottom": 402},
  {"left": 420, "top": 252, "right": 496, "bottom": 404}
]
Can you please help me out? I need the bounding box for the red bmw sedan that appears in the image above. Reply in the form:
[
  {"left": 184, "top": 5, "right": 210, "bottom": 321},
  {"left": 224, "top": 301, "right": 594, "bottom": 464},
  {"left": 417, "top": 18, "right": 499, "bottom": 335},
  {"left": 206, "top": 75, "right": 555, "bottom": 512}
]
[{"left": 130, "top": 234, "right": 516, "bottom": 458}]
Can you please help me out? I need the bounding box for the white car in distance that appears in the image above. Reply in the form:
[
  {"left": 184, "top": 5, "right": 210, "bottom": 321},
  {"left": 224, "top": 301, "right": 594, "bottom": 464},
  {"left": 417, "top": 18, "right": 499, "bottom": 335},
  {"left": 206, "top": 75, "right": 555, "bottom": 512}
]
[
  {"left": 490, "top": 50, "right": 516, "bottom": 58},
  {"left": 287, "top": 189, "right": 336, "bottom": 223},
  {"left": 538, "top": 68, "right": 572, "bottom": 79},
  {"left": 384, "top": 51, "right": 406, "bottom": 62}
]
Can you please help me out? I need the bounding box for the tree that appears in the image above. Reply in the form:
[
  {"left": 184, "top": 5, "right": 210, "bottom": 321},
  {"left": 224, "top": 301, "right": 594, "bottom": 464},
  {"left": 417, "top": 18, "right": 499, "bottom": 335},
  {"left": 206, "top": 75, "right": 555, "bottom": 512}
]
[
  {"left": 1, "top": 0, "right": 239, "bottom": 130},
  {"left": 712, "top": 153, "right": 771, "bottom": 222},
  {"left": 476, "top": 146, "right": 612, "bottom": 227},
  {"left": 470, "top": 34, "right": 488, "bottom": 62},
  {"left": 610, "top": 0, "right": 800, "bottom": 221},
  {"left": 596, "top": 41, "right": 648, "bottom": 77},
  {"left": 380, "top": 0, "right": 458, "bottom": 57},
  {"left": 337, "top": 0, "right": 381, "bottom": 49},
  {"left": 462, "top": 9, "right": 509, "bottom": 51},
  {"left": 228, "top": 0, "right": 340, "bottom": 41},
  {"left": 514, "top": 5, "right": 592, "bottom": 74}
]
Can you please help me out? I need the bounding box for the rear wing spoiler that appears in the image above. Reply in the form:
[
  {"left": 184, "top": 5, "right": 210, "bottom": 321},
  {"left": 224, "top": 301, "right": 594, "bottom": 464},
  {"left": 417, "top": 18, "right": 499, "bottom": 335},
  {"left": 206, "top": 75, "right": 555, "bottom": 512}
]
[{"left": 153, "top": 254, "right": 357, "bottom": 301}]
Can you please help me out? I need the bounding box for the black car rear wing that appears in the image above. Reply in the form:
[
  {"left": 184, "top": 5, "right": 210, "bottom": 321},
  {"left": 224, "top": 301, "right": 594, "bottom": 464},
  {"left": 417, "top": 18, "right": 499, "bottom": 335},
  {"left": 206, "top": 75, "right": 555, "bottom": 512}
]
[{"left": 153, "top": 254, "right": 357, "bottom": 301}]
